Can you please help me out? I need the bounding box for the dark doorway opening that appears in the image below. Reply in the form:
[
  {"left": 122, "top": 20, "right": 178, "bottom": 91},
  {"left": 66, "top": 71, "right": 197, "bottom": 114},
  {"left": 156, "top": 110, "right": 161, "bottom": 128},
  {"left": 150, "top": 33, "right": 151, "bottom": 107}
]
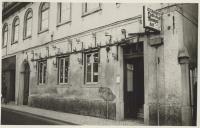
[
  {"left": 23, "top": 62, "right": 30, "bottom": 105},
  {"left": 123, "top": 42, "right": 144, "bottom": 120},
  {"left": 2, "top": 56, "right": 16, "bottom": 103}
]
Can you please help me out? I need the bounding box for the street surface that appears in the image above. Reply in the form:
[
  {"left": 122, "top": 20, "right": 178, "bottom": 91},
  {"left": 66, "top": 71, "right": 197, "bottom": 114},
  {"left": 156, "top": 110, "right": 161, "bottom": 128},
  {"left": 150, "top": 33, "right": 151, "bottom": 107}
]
[{"left": 1, "top": 108, "right": 75, "bottom": 125}]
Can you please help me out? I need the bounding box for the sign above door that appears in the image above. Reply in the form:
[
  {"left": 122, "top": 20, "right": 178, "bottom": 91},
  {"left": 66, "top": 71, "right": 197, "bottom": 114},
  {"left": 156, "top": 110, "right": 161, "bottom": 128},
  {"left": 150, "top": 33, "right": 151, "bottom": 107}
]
[{"left": 143, "top": 6, "right": 161, "bottom": 32}]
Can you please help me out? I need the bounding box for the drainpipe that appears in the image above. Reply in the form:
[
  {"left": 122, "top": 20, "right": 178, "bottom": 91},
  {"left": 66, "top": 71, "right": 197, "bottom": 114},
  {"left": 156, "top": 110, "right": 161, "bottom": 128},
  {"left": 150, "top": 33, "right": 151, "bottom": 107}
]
[
  {"left": 106, "top": 100, "right": 109, "bottom": 119},
  {"left": 155, "top": 46, "right": 160, "bottom": 125}
]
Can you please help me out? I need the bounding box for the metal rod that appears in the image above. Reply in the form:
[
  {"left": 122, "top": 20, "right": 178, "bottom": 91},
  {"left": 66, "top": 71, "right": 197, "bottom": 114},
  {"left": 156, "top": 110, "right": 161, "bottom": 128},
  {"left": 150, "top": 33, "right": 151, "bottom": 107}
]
[{"left": 155, "top": 46, "right": 160, "bottom": 125}]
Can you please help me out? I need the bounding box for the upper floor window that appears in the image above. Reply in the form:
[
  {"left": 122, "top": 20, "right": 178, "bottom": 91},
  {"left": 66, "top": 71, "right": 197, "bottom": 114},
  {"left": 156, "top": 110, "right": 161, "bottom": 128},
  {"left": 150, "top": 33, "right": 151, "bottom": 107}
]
[
  {"left": 38, "top": 60, "right": 47, "bottom": 85},
  {"left": 2, "top": 23, "right": 8, "bottom": 47},
  {"left": 57, "top": 3, "right": 71, "bottom": 25},
  {"left": 82, "top": 3, "right": 101, "bottom": 17},
  {"left": 58, "top": 57, "right": 69, "bottom": 84},
  {"left": 39, "top": 2, "right": 49, "bottom": 32},
  {"left": 85, "top": 52, "right": 99, "bottom": 83},
  {"left": 24, "top": 9, "right": 33, "bottom": 39},
  {"left": 12, "top": 16, "right": 19, "bottom": 44}
]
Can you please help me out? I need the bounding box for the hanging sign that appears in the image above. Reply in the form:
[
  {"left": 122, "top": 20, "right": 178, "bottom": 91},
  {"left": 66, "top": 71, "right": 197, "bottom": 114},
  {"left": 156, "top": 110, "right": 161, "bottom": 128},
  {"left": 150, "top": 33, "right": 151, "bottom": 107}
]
[{"left": 143, "top": 6, "right": 161, "bottom": 32}]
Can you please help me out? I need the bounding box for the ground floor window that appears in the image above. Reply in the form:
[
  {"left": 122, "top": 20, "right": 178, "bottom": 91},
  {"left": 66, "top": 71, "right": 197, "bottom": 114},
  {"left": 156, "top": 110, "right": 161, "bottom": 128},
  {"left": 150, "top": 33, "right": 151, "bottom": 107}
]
[
  {"left": 38, "top": 60, "right": 47, "bottom": 84},
  {"left": 85, "top": 52, "right": 99, "bottom": 83},
  {"left": 58, "top": 57, "right": 69, "bottom": 84}
]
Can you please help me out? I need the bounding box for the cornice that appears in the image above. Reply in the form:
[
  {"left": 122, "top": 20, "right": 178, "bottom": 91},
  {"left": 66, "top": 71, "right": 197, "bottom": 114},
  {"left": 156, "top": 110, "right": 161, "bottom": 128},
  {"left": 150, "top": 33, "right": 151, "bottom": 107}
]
[{"left": 3, "top": 2, "right": 30, "bottom": 21}]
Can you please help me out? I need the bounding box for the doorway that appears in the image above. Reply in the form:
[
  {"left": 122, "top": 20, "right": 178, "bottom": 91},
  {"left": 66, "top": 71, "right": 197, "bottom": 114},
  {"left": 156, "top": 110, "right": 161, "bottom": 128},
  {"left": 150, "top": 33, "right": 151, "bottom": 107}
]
[
  {"left": 2, "top": 56, "right": 16, "bottom": 104},
  {"left": 23, "top": 62, "right": 30, "bottom": 105},
  {"left": 123, "top": 43, "right": 144, "bottom": 119}
]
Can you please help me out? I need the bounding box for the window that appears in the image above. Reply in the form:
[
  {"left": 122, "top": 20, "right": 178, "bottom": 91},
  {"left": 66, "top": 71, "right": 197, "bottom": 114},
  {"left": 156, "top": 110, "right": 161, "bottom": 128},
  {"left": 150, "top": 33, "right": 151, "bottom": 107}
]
[
  {"left": 57, "top": 3, "right": 71, "bottom": 25},
  {"left": 12, "top": 17, "right": 19, "bottom": 44},
  {"left": 39, "top": 2, "right": 49, "bottom": 32},
  {"left": 2, "top": 23, "right": 8, "bottom": 47},
  {"left": 85, "top": 52, "right": 99, "bottom": 83},
  {"left": 38, "top": 61, "right": 47, "bottom": 84},
  {"left": 24, "top": 9, "right": 33, "bottom": 38},
  {"left": 58, "top": 57, "right": 69, "bottom": 84},
  {"left": 82, "top": 3, "right": 101, "bottom": 16}
]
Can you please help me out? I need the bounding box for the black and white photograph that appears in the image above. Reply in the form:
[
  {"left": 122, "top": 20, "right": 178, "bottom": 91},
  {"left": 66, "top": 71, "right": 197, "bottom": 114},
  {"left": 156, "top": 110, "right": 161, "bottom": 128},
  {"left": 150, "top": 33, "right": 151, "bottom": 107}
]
[{"left": 1, "top": 1, "right": 198, "bottom": 126}]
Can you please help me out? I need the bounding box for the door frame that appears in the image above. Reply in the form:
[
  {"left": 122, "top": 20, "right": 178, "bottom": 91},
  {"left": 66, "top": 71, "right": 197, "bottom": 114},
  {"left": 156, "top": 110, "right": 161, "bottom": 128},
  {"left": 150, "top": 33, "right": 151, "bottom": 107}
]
[
  {"left": 122, "top": 42, "right": 144, "bottom": 119},
  {"left": 21, "top": 60, "right": 30, "bottom": 105}
]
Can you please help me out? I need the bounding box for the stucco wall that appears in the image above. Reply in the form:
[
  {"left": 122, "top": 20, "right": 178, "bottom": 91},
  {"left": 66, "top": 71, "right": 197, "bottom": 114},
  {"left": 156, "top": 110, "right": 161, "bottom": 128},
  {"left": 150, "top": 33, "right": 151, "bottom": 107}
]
[
  {"left": 182, "top": 8, "right": 198, "bottom": 67},
  {"left": 2, "top": 3, "right": 165, "bottom": 57},
  {"left": 2, "top": 3, "right": 197, "bottom": 125}
]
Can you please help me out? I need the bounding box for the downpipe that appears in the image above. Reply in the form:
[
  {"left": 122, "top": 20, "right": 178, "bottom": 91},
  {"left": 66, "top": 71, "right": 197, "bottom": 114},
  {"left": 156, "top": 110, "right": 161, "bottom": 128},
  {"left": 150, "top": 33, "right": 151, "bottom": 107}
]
[{"left": 155, "top": 46, "right": 160, "bottom": 125}]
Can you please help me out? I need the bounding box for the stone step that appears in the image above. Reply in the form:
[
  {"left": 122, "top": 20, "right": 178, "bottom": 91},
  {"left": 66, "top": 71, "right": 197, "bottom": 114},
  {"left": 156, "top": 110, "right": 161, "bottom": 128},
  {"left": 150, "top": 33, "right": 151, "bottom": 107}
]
[{"left": 137, "top": 112, "right": 144, "bottom": 119}]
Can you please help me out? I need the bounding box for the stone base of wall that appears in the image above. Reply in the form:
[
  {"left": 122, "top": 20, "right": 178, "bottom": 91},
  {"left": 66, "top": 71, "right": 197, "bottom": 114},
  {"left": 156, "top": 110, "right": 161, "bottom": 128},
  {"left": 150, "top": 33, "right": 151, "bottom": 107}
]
[
  {"left": 28, "top": 95, "right": 116, "bottom": 120},
  {"left": 145, "top": 104, "right": 182, "bottom": 126}
]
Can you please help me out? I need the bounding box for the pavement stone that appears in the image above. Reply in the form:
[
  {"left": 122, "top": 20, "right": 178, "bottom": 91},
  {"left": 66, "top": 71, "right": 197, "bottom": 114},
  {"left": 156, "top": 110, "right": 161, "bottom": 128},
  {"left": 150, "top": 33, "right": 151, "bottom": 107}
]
[{"left": 1, "top": 104, "right": 145, "bottom": 125}]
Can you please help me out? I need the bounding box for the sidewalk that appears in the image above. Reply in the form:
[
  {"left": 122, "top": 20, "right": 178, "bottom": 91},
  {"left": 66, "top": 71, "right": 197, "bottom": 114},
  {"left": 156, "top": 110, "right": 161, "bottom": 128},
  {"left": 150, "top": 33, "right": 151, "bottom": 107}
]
[{"left": 1, "top": 103, "right": 145, "bottom": 125}]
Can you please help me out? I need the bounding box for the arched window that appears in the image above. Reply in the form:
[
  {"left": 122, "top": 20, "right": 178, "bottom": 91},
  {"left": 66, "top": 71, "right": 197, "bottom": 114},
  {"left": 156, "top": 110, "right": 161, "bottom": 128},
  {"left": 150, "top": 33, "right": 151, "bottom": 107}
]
[
  {"left": 39, "top": 2, "right": 49, "bottom": 32},
  {"left": 12, "top": 17, "right": 19, "bottom": 44},
  {"left": 2, "top": 23, "right": 8, "bottom": 47},
  {"left": 24, "top": 9, "right": 33, "bottom": 38}
]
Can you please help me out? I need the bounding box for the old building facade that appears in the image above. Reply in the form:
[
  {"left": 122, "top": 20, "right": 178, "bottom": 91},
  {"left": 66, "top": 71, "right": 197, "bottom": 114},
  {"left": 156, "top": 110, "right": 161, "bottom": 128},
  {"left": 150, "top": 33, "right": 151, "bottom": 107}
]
[{"left": 2, "top": 2, "right": 198, "bottom": 125}]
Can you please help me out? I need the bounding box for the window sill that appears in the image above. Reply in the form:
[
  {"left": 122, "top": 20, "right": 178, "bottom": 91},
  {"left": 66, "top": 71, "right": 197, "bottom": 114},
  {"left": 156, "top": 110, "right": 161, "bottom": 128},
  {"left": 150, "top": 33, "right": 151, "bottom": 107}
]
[
  {"left": 23, "top": 35, "right": 32, "bottom": 40},
  {"left": 38, "top": 29, "right": 48, "bottom": 35},
  {"left": 2, "top": 45, "right": 7, "bottom": 48},
  {"left": 56, "top": 20, "right": 71, "bottom": 27},
  {"left": 82, "top": 8, "right": 102, "bottom": 18},
  {"left": 83, "top": 83, "right": 101, "bottom": 88},
  {"left": 11, "top": 41, "right": 18, "bottom": 45},
  {"left": 57, "top": 83, "right": 71, "bottom": 87},
  {"left": 37, "top": 83, "right": 46, "bottom": 86}
]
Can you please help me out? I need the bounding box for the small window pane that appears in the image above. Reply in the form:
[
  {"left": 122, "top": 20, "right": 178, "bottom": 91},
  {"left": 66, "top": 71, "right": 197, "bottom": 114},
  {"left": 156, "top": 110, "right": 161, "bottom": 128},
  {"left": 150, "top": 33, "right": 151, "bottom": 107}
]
[
  {"left": 87, "top": 64, "right": 91, "bottom": 82},
  {"left": 15, "top": 19, "right": 19, "bottom": 25},
  {"left": 64, "top": 58, "right": 69, "bottom": 83},
  {"left": 43, "top": 63, "right": 46, "bottom": 83},
  {"left": 93, "top": 63, "right": 98, "bottom": 82},
  {"left": 26, "top": 18, "right": 32, "bottom": 36},
  {"left": 40, "top": 7, "right": 49, "bottom": 31},
  {"left": 39, "top": 62, "right": 43, "bottom": 83},
  {"left": 93, "top": 53, "right": 98, "bottom": 62},
  {"left": 87, "top": 54, "right": 91, "bottom": 63},
  {"left": 85, "top": 3, "right": 100, "bottom": 13},
  {"left": 93, "top": 63, "right": 98, "bottom": 73},
  {"left": 61, "top": 3, "right": 70, "bottom": 22},
  {"left": 42, "top": 3, "right": 49, "bottom": 10},
  {"left": 93, "top": 75, "right": 98, "bottom": 82},
  {"left": 60, "top": 59, "right": 64, "bottom": 83},
  {"left": 4, "top": 31, "right": 8, "bottom": 45},
  {"left": 27, "top": 12, "right": 32, "bottom": 19},
  {"left": 14, "top": 25, "right": 19, "bottom": 42},
  {"left": 3, "top": 26, "right": 8, "bottom": 46}
]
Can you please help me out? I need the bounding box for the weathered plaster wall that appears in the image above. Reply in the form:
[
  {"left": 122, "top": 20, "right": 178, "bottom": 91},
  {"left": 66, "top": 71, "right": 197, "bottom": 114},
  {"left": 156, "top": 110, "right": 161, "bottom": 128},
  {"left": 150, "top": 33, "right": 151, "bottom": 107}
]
[
  {"left": 3, "top": 3, "right": 156, "bottom": 57},
  {"left": 182, "top": 7, "right": 198, "bottom": 67},
  {"left": 3, "top": 3, "right": 197, "bottom": 125},
  {"left": 145, "top": 9, "right": 184, "bottom": 125},
  {"left": 15, "top": 17, "right": 142, "bottom": 120}
]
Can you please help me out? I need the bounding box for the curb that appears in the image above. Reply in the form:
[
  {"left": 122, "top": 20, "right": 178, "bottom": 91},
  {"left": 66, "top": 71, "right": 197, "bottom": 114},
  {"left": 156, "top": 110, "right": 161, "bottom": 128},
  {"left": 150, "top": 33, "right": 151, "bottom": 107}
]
[{"left": 2, "top": 107, "right": 77, "bottom": 125}]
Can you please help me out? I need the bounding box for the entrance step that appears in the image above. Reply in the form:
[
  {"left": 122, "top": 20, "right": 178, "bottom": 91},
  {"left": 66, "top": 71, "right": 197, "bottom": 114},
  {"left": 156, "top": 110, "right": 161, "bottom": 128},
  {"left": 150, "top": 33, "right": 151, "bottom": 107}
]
[
  {"left": 137, "top": 107, "right": 144, "bottom": 119},
  {"left": 137, "top": 112, "right": 144, "bottom": 119}
]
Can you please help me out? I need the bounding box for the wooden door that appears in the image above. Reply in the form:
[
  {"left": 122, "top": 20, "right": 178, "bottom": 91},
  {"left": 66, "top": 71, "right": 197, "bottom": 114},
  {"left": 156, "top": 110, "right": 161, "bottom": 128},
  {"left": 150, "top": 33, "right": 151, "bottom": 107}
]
[
  {"left": 23, "top": 63, "right": 30, "bottom": 105},
  {"left": 124, "top": 57, "right": 144, "bottom": 118}
]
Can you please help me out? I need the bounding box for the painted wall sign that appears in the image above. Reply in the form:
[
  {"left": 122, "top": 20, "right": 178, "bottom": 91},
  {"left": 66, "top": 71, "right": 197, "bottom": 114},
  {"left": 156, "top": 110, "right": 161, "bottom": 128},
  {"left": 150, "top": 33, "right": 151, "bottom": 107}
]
[{"left": 143, "top": 6, "right": 161, "bottom": 32}]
